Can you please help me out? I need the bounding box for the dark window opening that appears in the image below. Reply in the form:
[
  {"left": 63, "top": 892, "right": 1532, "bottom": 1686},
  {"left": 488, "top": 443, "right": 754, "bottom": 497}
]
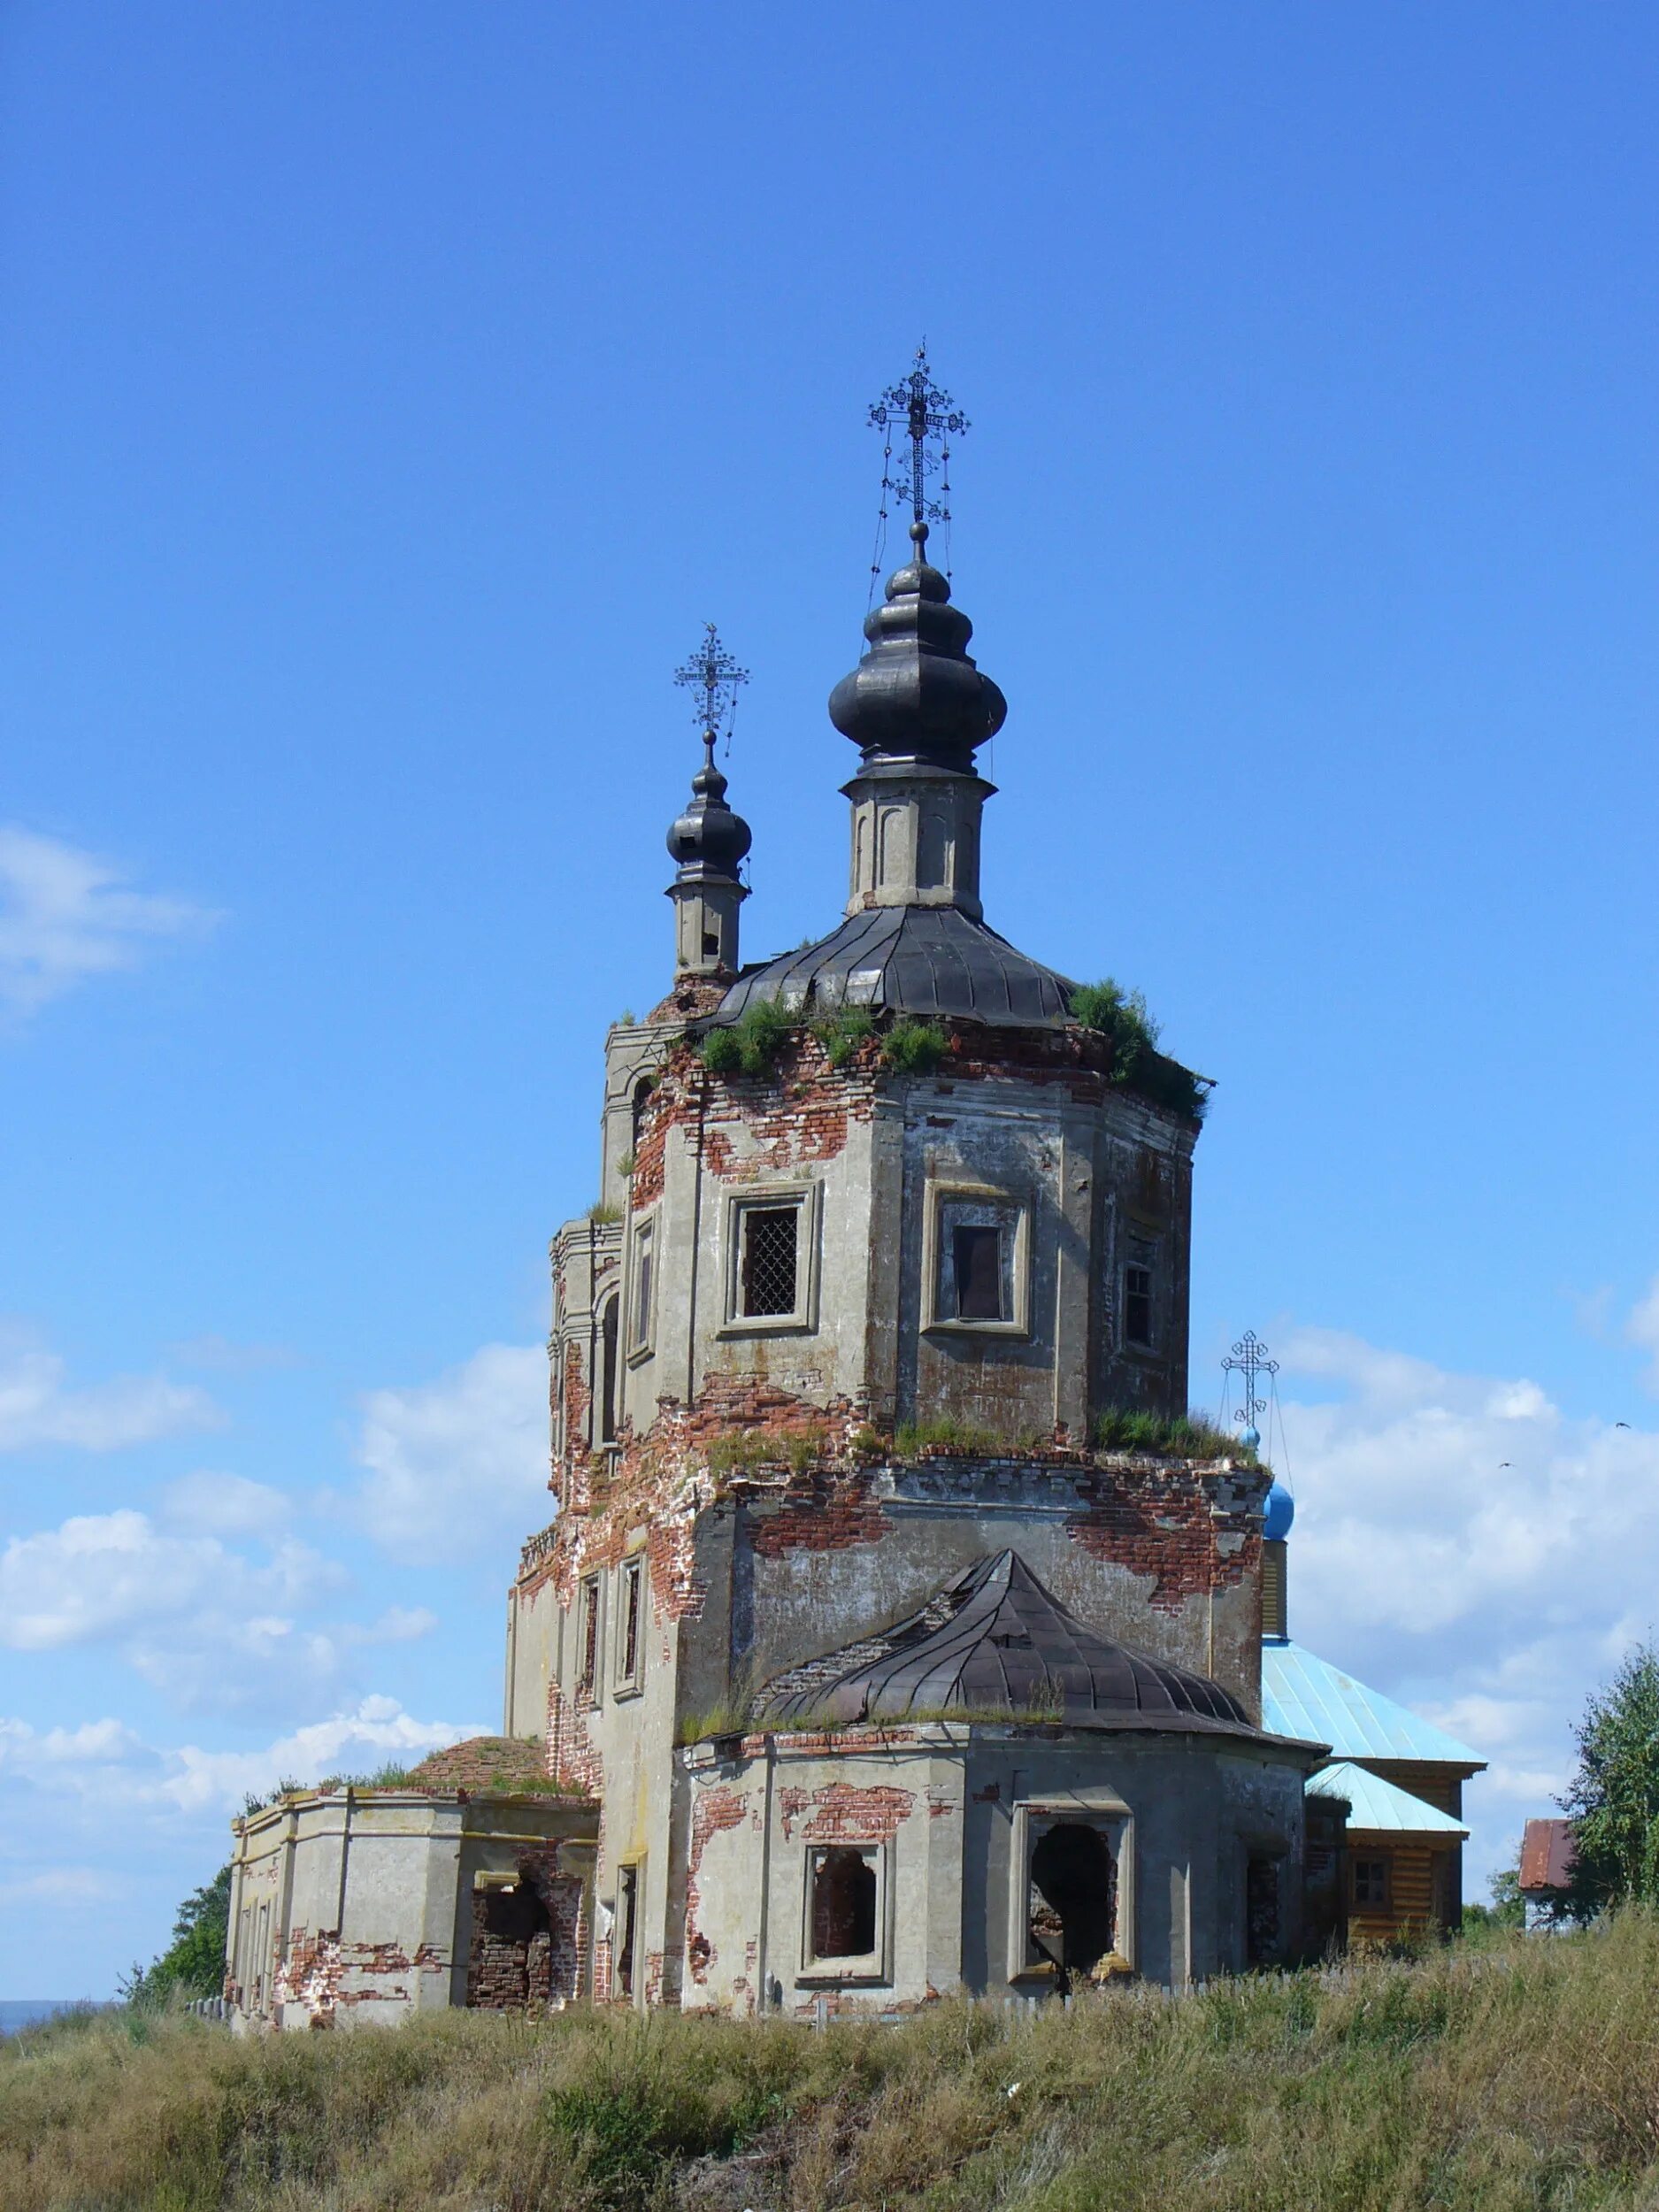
[
  {"left": 630, "top": 1079, "right": 655, "bottom": 1147},
  {"left": 599, "top": 1297, "right": 619, "bottom": 1445},
  {"left": 952, "top": 1225, "right": 1006, "bottom": 1319},
  {"left": 622, "top": 1560, "right": 642, "bottom": 1683},
  {"left": 579, "top": 1578, "right": 600, "bottom": 1694},
  {"left": 1124, "top": 1236, "right": 1157, "bottom": 1349},
  {"left": 702, "top": 930, "right": 720, "bottom": 957},
  {"left": 1353, "top": 1855, "right": 1390, "bottom": 1909},
  {"left": 1246, "top": 1854, "right": 1280, "bottom": 1967},
  {"left": 634, "top": 1239, "right": 653, "bottom": 1348},
  {"left": 617, "top": 1864, "right": 640, "bottom": 1999},
  {"left": 810, "top": 1847, "right": 878, "bottom": 1959},
  {"left": 740, "top": 1205, "right": 798, "bottom": 1317},
  {"left": 1028, "top": 1822, "right": 1117, "bottom": 1984}
]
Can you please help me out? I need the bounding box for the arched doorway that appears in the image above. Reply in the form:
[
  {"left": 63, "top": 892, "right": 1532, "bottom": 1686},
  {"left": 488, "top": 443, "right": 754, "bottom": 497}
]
[{"left": 1029, "top": 1822, "right": 1117, "bottom": 1980}]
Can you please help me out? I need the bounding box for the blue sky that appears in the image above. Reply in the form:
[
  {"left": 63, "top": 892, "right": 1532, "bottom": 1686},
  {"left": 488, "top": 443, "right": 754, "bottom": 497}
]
[{"left": 4, "top": 2, "right": 1659, "bottom": 1993}]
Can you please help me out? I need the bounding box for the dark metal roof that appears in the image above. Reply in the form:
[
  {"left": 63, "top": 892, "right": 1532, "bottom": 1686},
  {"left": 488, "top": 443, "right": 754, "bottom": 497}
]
[
  {"left": 754, "top": 1550, "right": 1268, "bottom": 1736},
  {"left": 713, "top": 904, "right": 1075, "bottom": 1029}
]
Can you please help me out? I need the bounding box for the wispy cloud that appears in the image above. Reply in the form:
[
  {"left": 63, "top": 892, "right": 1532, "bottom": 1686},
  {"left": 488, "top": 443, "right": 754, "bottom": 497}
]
[
  {"left": 353, "top": 1342, "right": 549, "bottom": 1564},
  {"left": 1276, "top": 1323, "right": 1659, "bottom": 1895},
  {"left": 0, "top": 1324, "right": 220, "bottom": 1452},
  {"left": 0, "top": 824, "right": 219, "bottom": 1019}
]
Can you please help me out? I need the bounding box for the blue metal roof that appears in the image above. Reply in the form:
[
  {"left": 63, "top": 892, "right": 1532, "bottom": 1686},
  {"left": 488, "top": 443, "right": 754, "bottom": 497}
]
[
  {"left": 1261, "top": 1640, "right": 1482, "bottom": 1767},
  {"left": 1308, "top": 1760, "right": 1469, "bottom": 1837}
]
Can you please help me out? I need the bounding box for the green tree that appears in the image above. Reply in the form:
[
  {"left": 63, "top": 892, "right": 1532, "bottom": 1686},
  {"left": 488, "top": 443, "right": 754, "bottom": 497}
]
[
  {"left": 119, "top": 1861, "right": 232, "bottom": 2007},
  {"left": 1563, "top": 1640, "right": 1659, "bottom": 1916}
]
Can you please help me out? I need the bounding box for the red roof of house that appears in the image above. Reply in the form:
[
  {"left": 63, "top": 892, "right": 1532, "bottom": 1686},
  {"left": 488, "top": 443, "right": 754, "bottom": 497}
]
[{"left": 1518, "top": 1817, "right": 1576, "bottom": 1892}]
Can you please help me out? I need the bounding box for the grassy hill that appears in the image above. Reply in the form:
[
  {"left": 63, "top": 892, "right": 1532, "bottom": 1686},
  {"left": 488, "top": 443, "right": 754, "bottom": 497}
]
[{"left": 6, "top": 1915, "right": 1659, "bottom": 2210}]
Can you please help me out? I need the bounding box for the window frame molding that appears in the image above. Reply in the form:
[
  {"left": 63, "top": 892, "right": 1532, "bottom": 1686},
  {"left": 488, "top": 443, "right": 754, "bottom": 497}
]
[
  {"left": 718, "top": 1182, "right": 823, "bottom": 1339},
  {"left": 1119, "top": 1221, "right": 1161, "bottom": 1357},
  {"left": 626, "top": 1210, "right": 658, "bottom": 1366},
  {"left": 613, "top": 1552, "right": 647, "bottom": 1701},
  {"left": 797, "top": 1839, "right": 892, "bottom": 1987},
  {"left": 1007, "top": 1792, "right": 1135, "bottom": 1984},
  {"left": 921, "top": 1178, "right": 1032, "bottom": 1339},
  {"left": 577, "top": 1571, "right": 604, "bottom": 1704}
]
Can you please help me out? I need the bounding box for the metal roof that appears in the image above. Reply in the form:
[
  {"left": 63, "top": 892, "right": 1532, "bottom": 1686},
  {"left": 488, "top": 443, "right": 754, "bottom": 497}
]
[
  {"left": 755, "top": 1549, "right": 1309, "bottom": 1743},
  {"left": 715, "top": 904, "right": 1075, "bottom": 1029},
  {"left": 1262, "top": 1640, "right": 1483, "bottom": 1768},
  {"left": 1519, "top": 1817, "right": 1576, "bottom": 1892},
  {"left": 1308, "top": 1759, "right": 1468, "bottom": 1838}
]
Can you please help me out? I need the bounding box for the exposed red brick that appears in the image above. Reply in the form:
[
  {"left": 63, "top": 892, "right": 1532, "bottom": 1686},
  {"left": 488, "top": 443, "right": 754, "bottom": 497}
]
[
  {"left": 1066, "top": 1463, "right": 1262, "bottom": 1611},
  {"left": 685, "top": 1784, "right": 750, "bottom": 1984}
]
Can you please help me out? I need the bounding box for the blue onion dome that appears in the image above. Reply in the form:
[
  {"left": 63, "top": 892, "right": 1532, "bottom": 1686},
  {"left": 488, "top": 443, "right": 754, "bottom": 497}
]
[
  {"left": 1263, "top": 1481, "right": 1295, "bottom": 1543},
  {"left": 828, "top": 521, "right": 1007, "bottom": 770},
  {"left": 666, "top": 749, "right": 751, "bottom": 879}
]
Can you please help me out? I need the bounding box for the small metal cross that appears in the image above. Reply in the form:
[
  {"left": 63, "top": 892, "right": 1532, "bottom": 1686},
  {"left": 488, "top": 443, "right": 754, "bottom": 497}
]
[
  {"left": 868, "top": 343, "right": 970, "bottom": 529},
  {"left": 1222, "top": 1330, "right": 1279, "bottom": 1434},
  {"left": 672, "top": 624, "right": 749, "bottom": 754}
]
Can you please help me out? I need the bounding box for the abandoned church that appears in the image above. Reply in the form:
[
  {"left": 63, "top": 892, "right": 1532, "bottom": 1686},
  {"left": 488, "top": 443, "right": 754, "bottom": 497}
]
[{"left": 225, "top": 358, "right": 1482, "bottom": 2029}]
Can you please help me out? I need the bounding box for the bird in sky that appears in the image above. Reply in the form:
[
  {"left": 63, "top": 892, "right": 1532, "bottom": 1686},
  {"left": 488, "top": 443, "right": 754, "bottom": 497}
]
[{"left": 1616, "top": 1421, "right": 1632, "bottom": 1429}]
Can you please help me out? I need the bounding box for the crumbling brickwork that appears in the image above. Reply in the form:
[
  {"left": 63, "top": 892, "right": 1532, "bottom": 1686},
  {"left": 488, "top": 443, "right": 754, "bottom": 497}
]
[{"left": 465, "top": 1852, "right": 584, "bottom": 2011}]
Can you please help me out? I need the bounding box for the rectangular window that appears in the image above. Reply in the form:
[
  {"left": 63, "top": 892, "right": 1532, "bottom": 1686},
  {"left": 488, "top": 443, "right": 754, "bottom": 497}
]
[
  {"left": 579, "top": 1574, "right": 602, "bottom": 1699},
  {"left": 803, "top": 1845, "right": 884, "bottom": 1978},
  {"left": 1124, "top": 1234, "right": 1156, "bottom": 1350},
  {"left": 618, "top": 1555, "right": 645, "bottom": 1693},
  {"left": 1352, "top": 1855, "right": 1390, "bottom": 1909},
  {"left": 951, "top": 1223, "right": 1007, "bottom": 1320},
  {"left": 631, "top": 1223, "right": 655, "bottom": 1354},
  {"left": 740, "top": 1205, "right": 798, "bottom": 1317},
  {"left": 723, "top": 1189, "right": 818, "bottom": 1333},
  {"left": 926, "top": 1187, "right": 1027, "bottom": 1334}
]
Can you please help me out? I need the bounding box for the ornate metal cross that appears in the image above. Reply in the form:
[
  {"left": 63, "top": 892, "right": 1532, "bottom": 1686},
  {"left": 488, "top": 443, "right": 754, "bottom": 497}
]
[
  {"left": 1222, "top": 1329, "right": 1279, "bottom": 1434},
  {"left": 672, "top": 624, "right": 749, "bottom": 753},
  {"left": 868, "top": 343, "right": 970, "bottom": 528}
]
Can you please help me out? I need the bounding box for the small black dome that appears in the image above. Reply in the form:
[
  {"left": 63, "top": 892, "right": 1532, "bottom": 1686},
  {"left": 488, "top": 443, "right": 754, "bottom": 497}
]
[
  {"left": 667, "top": 749, "right": 751, "bottom": 878},
  {"left": 828, "top": 523, "right": 1006, "bottom": 769}
]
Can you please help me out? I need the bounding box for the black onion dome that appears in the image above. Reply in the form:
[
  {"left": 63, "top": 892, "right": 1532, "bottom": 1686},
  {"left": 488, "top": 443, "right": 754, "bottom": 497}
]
[
  {"left": 713, "top": 904, "right": 1074, "bottom": 1028},
  {"left": 828, "top": 522, "right": 1007, "bottom": 768},
  {"left": 667, "top": 750, "right": 751, "bottom": 878},
  {"left": 755, "top": 1551, "right": 1275, "bottom": 1737}
]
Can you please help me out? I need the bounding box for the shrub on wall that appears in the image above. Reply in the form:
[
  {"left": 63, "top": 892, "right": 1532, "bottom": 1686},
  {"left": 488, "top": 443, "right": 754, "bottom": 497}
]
[
  {"left": 699, "top": 996, "right": 795, "bottom": 1077},
  {"left": 880, "top": 1018, "right": 948, "bottom": 1074},
  {"left": 1069, "top": 978, "right": 1206, "bottom": 1122}
]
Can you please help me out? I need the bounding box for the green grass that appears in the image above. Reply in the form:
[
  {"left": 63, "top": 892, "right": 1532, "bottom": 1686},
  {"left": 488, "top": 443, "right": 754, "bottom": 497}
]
[
  {"left": 894, "top": 1413, "right": 1051, "bottom": 1457},
  {"left": 704, "top": 1426, "right": 827, "bottom": 1477},
  {"left": 1089, "top": 1408, "right": 1253, "bottom": 1461},
  {"left": 10, "top": 1916, "right": 1659, "bottom": 2208},
  {"left": 699, "top": 996, "right": 795, "bottom": 1077}
]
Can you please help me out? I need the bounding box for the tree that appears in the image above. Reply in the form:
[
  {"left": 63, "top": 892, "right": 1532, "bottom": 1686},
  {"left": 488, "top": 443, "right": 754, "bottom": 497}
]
[
  {"left": 1562, "top": 1640, "right": 1659, "bottom": 1917},
  {"left": 119, "top": 1862, "right": 232, "bottom": 2008}
]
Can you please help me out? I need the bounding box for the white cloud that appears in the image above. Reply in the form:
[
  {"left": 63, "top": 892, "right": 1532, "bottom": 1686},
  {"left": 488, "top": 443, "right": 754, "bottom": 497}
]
[
  {"left": 157, "top": 1471, "right": 293, "bottom": 1540},
  {"left": 0, "top": 823, "right": 217, "bottom": 1019},
  {"left": 0, "top": 1867, "right": 126, "bottom": 1904},
  {"left": 1275, "top": 1325, "right": 1659, "bottom": 1894},
  {"left": 0, "top": 1696, "right": 479, "bottom": 1818},
  {"left": 0, "top": 1324, "right": 220, "bottom": 1452},
  {"left": 354, "top": 1342, "right": 549, "bottom": 1564}
]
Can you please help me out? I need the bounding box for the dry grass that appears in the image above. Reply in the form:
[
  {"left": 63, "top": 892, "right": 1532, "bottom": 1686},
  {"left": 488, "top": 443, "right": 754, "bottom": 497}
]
[{"left": 9, "top": 1915, "right": 1659, "bottom": 2209}]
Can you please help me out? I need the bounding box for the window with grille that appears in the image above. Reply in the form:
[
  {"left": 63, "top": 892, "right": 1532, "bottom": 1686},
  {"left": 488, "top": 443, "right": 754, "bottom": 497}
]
[
  {"left": 1124, "top": 1234, "right": 1156, "bottom": 1349},
  {"left": 737, "top": 1203, "right": 799, "bottom": 1318}
]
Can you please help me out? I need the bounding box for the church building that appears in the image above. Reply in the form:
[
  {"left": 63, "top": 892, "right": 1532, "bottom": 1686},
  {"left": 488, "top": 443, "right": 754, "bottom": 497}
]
[{"left": 224, "top": 360, "right": 1479, "bottom": 2030}]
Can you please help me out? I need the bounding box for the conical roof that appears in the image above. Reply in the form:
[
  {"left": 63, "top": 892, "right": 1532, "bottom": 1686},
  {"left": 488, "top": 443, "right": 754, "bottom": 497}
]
[{"left": 754, "top": 1550, "right": 1263, "bottom": 1735}]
